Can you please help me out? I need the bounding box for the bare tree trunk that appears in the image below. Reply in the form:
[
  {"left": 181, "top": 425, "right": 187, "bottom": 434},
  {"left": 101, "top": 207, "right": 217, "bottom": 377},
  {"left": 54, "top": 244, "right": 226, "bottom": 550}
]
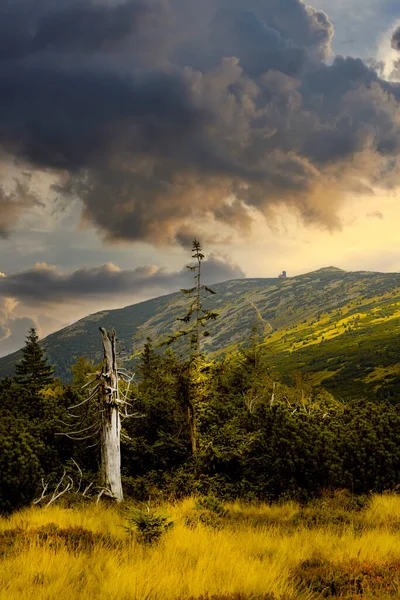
[
  {"left": 99, "top": 327, "right": 123, "bottom": 502},
  {"left": 178, "top": 366, "right": 198, "bottom": 455},
  {"left": 187, "top": 403, "right": 197, "bottom": 455},
  {"left": 195, "top": 250, "right": 201, "bottom": 359}
]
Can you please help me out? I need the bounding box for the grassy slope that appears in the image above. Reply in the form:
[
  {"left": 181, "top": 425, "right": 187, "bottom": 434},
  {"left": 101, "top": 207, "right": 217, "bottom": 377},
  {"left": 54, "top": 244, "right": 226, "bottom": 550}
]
[
  {"left": 1, "top": 267, "right": 400, "bottom": 399},
  {"left": 2, "top": 495, "right": 400, "bottom": 599},
  {"left": 259, "top": 270, "right": 400, "bottom": 400}
]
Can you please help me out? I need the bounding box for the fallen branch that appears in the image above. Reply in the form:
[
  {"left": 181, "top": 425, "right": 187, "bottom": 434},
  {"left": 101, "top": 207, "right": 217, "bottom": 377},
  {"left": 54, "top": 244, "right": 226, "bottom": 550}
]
[{"left": 33, "top": 462, "right": 96, "bottom": 507}]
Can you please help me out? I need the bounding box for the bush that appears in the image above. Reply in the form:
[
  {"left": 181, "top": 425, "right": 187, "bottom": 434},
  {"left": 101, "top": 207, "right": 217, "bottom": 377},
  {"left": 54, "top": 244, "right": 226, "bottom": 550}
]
[
  {"left": 184, "top": 496, "right": 228, "bottom": 529},
  {"left": 195, "top": 496, "right": 228, "bottom": 517},
  {"left": 0, "top": 524, "right": 120, "bottom": 556},
  {"left": 0, "top": 528, "right": 23, "bottom": 558},
  {"left": 294, "top": 557, "right": 400, "bottom": 598},
  {"left": 124, "top": 505, "right": 174, "bottom": 545},
  {"left": 0, "top": 417, "right": 43, "bottom": 514},
  {"left": 34, "top": 524, "right": 119, "bottom": 552}
]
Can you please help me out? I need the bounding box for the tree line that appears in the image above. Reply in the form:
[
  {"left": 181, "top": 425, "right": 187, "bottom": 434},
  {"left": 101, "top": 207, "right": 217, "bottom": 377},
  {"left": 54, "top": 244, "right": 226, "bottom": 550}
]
[{"left": 2, "top": 322, "right": 400, "bottom": 514}]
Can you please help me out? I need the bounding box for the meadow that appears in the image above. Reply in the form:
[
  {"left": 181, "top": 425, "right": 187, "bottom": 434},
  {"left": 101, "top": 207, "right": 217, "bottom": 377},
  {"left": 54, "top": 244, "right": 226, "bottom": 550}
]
[{"left": 2, "top": 493, "right": 400, "bottom": 600}]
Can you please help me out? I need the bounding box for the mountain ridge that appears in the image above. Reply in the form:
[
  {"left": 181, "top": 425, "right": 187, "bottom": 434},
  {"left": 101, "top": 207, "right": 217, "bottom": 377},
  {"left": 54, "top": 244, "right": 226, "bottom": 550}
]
[{"left": 1, "top": 266, "right": 400, "bottom": 400}]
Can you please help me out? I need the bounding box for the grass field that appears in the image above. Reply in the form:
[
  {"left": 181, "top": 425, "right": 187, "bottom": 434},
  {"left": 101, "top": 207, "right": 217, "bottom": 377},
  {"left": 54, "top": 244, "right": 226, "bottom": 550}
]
[{"left": 2, "top": 493, "right": 400, "bottom": 600}]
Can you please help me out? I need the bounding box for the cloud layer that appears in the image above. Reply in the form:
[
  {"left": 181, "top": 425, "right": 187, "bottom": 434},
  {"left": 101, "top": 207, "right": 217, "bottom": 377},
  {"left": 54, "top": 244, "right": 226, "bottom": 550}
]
[
  {"left": 0, "top": 257, "right": 244, "bottom": 305},
  {"left": 0, "top": 256, "right": 245, "bottom": 354},
  {"left": 0, "top": 0, "right": 400, "bottom": 244}
]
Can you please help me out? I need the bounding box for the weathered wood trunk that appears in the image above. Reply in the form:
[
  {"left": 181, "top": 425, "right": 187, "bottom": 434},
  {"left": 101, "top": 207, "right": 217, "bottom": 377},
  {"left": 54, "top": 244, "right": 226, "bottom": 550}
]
[
  {"left": 99, "top": 327, "right": 123, "bottom": 502},
  {"left": 187, "top": 403, "right": 197, "bottom": 455},
  {"left": 178, "top": 366, "right": 198, "bottom": 455}
]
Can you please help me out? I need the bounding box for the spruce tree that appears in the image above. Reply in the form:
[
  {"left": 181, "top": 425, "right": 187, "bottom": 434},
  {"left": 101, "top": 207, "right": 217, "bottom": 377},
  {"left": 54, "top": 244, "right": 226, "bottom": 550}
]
[
  {"left": 15, "top": 328, "right": 54, "bottom": 392},
  {"left": 165, "top": 239, "right": 218, "bottom": 357},
  {"left": 137, "top": 337, "right": 160, "bottom": 392},
  {"left": 163, "top": 239, "right": 219, "bottom": 454}
]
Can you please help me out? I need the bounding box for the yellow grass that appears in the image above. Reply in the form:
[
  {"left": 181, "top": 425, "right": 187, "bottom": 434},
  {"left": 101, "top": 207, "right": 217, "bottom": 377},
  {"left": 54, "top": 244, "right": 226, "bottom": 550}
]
[
  {"left": 364, "top": 492, "right": 400, "bottom": 526},
  {"left": 1, "top": 495, "right": 400, "bottom": 599}
]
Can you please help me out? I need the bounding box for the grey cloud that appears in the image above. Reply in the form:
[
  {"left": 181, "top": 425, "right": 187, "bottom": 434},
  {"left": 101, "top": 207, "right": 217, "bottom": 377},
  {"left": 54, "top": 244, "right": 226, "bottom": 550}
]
[
  {"left": 0, "top": 258, "right": 245, "bottom": 306},
  {"left": 0, "top": 62, "right": 205, "bottom": 170},
  {"left": 392, "top": 26, "right": 400, "bottom": 80},
  {"left": 0, "top": 296, "right": 36, "bottom": 356},
  {"left": 0, "top": 0, "right": 399, "bottom": 244},
  {"left": 172, "top": 0, "right": 333, "bottom": 76},
  {"left": 0, "top": 0, "right": 153, "bottom": 59},
  {"left": 0, "top": 316, "right": 36, "bottom": 356},
  {"left": 0, "top": 179, "right": 43, "bottom": 237},
  {"left": 198, "top": 254, "right": 246, "bottom": 283},
  {"left": 0, "top": 255, "right": 244, "bottom": 354},
  {"left": 309, "top": 0, "right": 400, "bottom": 58},
  {"left": 391, "top": 26, "right": 400, "bottom": 51}
]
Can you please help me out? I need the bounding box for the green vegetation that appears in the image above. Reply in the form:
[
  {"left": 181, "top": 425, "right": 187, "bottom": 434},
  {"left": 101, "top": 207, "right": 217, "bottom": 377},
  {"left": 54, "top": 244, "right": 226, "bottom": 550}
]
[
  {"left": 0, "top": 415, "right": 42, "bottom": 514},
  {"left": 163, "top": 238, "right": 218, "bottom": 353},
  {"left": 2, "top": 323, "right": 400, "bottom": 514},
  {"left": 161, "top": 238, "right": 219, "bottom": 454},
  {"left": 124, "top": 504, "right": 174, "bottom": 545},
  {"left": 15, "top": 328, "right": 54, "bottom": 392}
]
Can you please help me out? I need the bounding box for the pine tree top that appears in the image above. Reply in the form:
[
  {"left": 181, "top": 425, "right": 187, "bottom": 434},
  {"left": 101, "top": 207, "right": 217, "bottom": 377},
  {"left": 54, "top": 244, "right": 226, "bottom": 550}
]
[
  {"left": 161, "top": 239, "right": 218, "bottom": 357},
  {"left": 15, "top": 327, "right": 55, "bottom": 391}
]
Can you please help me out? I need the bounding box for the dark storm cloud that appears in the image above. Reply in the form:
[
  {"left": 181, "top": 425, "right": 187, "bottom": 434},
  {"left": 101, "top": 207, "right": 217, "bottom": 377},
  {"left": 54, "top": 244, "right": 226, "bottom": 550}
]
[
  {"left": 0, "top": 0, "right": 400, "bottom": 243},
  {"left": 391, "top": 26, "right": 400, "bottom": 51},
  {"left": 0, "top": 62, "right": 205, "bottom": 169},
  {"left": 391, "top": 26, "right": 400, "bottom": 80},
  {"left": 172, "top": 0, "right": 333, "bottom": 76},
  {"left": 0, "top": 0, "right": 152, "bottom": 59},
  {"left": 0, "top": 258, "right": 245, "bottom": 306}
]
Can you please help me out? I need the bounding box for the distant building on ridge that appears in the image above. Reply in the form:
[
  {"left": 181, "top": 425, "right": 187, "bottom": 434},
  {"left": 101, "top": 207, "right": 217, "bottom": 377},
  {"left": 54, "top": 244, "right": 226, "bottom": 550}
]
[{"left": 278, "top": 270, "right": 287, "bottom": 279}]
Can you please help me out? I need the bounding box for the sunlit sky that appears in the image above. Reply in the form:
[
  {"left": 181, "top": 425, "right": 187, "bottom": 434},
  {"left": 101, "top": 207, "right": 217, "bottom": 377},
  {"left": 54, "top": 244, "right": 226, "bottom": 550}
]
[{"left": 1, "top": 0, "right": 400, "bottom": 356}]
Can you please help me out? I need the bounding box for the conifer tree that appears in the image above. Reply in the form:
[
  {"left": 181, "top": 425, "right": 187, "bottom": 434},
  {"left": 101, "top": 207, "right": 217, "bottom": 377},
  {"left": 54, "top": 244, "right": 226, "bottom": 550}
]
[
  {"left": 164, "top": 239, "right": 219, "bottom": 454},
  {"left": 15, "top": 328, "right": 54, "bottom": 392},
  {"left": 137, "top": 337, "right": 160, "bottom": 392},
  {"left": 166, "top": 239, "right": 218, "bottom": 357}
]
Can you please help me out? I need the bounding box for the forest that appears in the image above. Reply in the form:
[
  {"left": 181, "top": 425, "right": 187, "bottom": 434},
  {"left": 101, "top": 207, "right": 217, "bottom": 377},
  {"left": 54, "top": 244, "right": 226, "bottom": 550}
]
[{"left": 1, "top": 323, "right": 400, "bottom": 515}]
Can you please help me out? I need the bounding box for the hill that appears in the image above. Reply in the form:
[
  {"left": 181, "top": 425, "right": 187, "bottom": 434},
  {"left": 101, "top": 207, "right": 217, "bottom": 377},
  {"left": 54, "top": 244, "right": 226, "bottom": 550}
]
[{"left": 1, "top": 267, "right": 400, "bottom": 400}]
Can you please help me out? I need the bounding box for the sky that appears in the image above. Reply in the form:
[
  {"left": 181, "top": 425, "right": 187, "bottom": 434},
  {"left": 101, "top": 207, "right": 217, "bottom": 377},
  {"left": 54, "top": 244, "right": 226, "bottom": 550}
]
[{"left": 1, "top": 0, "right": 400, "bottom": 356}]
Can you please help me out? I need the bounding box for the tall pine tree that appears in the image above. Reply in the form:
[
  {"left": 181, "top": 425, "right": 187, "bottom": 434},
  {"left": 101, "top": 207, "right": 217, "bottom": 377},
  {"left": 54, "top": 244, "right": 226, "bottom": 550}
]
[
  {"left": 15, "top": 328, "right": 54, "bottom": 392},
  {"left": 165, "top": 239, "right": 218, "bottom": 356},
  {"left": 164, "top": 239, "right": 218, "bottom": 454},
  {"left": 137, "top": 337, "right": 160, "bottom": 393}
]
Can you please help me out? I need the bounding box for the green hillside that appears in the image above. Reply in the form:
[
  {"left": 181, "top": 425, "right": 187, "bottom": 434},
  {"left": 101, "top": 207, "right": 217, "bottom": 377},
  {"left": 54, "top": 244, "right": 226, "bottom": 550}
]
[{"left": 1, "top": 267, "right": 400, "bottom": 400}]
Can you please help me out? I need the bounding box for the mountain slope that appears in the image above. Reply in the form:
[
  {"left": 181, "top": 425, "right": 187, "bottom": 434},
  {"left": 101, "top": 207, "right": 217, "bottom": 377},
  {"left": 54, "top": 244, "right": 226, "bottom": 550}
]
[{"left": 1, "top": 267, "right": 400, "bottom": 400}]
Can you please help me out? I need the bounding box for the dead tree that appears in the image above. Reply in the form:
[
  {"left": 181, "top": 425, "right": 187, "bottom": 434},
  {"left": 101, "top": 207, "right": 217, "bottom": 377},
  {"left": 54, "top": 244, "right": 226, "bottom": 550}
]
[
  {"left": 59, "top": 327, "right": 140, "bottom": 503},
  {"left": 98, "top": 327, "right": 123, "bottom": 502}
]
